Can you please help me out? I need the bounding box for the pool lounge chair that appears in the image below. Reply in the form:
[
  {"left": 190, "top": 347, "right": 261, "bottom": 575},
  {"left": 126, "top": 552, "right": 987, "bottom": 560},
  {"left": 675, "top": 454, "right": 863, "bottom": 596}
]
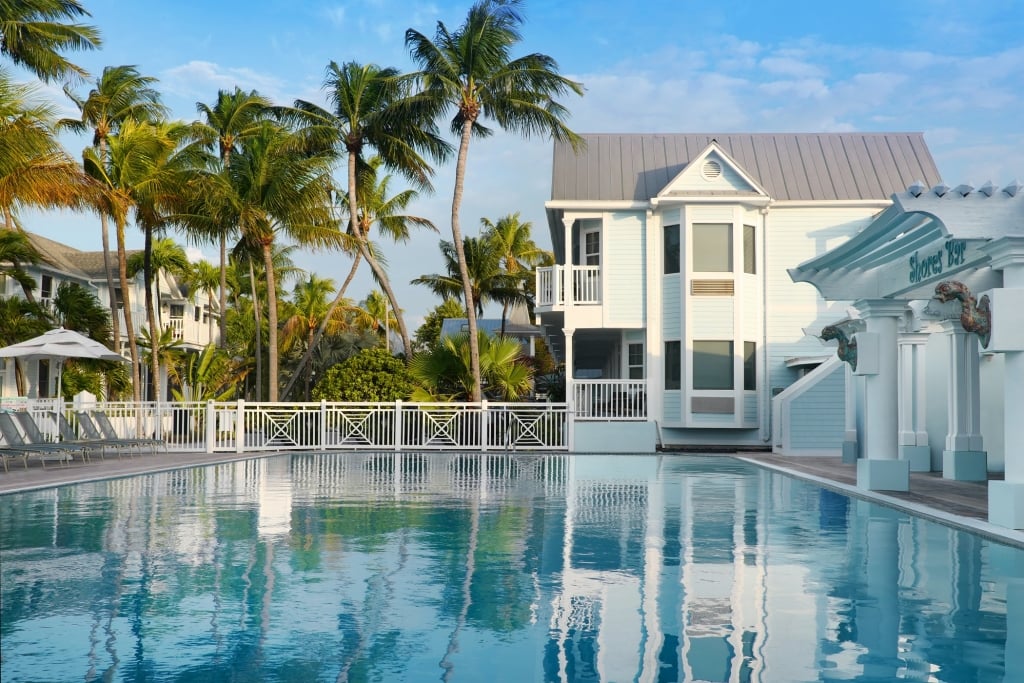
[
  {"left": 76, "top": 411, "right": 161, "bottom": 456},
  {"left": 13, "top": 411, "right": 95, "bottom": 463},
  {"left": 93, "top": 410, "right": 166, "bottom": 454},
  {"left": 54, "top": 412, "right": 133, "bottom": 460},
  {"left": 0, "top": 412, "right": 75, "bottom": 469}
]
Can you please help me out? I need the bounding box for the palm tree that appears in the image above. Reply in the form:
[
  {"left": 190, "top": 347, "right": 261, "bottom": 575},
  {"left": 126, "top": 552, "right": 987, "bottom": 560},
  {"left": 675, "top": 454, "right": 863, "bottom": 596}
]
[
  {"left": 290, "top": 60, "right": 450, "bottom": 361},
  {"left": 0, "top": 0, "right": 101, "bottom": 83},
  {"left": 481, "top": 212, "right": 551, "bottom": 335},
  {"left": 127, "top": 236, "right": 190, "bottom": 328},
  {"left": 194, "top": 87, "right": 271, "bottom": 347},
  {"left": 280, "top": 158, "right": 435, "bottom": 400},
  {"left": 0, "top": 227, "right": 42, "bottom": 302},
  {"left": 60, "top": 65, "right": 167, "bottom": 349},
  {"left": 409, "top": 330, "right": 533, "bottom": 401},
  {"left": 229, "top": 121, "right": 337, "bottom": 401},
  {"left": 413, "top": 236, "right": 529, "bottom": 318},
  {"left": 405, "top": 0, "right": 583, "bottom": 400},
  {"left": 171, "top": 343, "right": 247, "bottom": 402},
  {"left": 281, "top": 274, "right": 350, "bottom": 400},
  {"left": 188, "top": 258, "right": 220, "bottom": 343},
  {"left": 137, "top": 325, "right": 185, "bottom": 398},
  {"left": 358, "top": 290, "right": 399, "bottom": 345}
]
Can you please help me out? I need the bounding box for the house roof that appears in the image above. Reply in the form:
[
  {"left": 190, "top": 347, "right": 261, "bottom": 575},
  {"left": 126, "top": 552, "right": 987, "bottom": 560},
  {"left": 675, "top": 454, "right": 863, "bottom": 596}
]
[
  {"left": 441, "top": 318, "right": 542, "bottom": 339},
  {"left": 550, "top": 132, "right": 941, "bottom": 203},
  {"left": 22, "top": 231, "right": 139, "bottom": 281}
]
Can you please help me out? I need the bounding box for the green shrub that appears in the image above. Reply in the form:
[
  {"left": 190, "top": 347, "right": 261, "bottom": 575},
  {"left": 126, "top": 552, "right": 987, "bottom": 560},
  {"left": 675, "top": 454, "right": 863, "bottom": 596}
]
[{"left": 312, "top": 348, "right": 413, "bottom": 402}]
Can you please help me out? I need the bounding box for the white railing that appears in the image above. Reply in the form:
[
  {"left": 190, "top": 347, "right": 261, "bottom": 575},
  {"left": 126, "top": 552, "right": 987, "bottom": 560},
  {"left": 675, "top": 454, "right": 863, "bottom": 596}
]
[
  {"left": 535, "top": 265, "right": 602, "bottom": 307},
  {"left": 12, "top": 399, "right": 570, "bottom": 453},
  {"left": 572, "top": 380, "right": 647, "bottom": 421}
]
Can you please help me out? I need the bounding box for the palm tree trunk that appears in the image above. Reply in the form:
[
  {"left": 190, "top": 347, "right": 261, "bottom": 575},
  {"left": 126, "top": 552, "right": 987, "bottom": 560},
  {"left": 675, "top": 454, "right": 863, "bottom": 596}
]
[
  {"left": 359, "top": 241, "right": 412, "bottom": 359},
  {"left": 280, "top": 250, "right": 361, "bottom": 401},
  {"left": 207, "top": 292, "right": 214, "bottom": 343},
  {"left": 116, "top": 219, "right": 141, "bottom": 403},
  {"left": 218, "top": 233, "right": 227, "bottom": 347},
  {"left": 304, "top": 329, "right": 313, "bottom": 400},
  {"left": 4, "top": 210, "right": 37, "bottom": 304},
  {"left": 451, "top": 121, "right": 482, "bottom": 401},
  {"left": 261, "top": 242, "right": 279, "bottom": 402},
  {"left": 249, "top": 259, "right": 263, "bottom": 401},
  {"left": 99, "top": 138, "right": 121, "bottom": 351},
  {"left": 143, "top": 227, "right": 160, "bottom": 402}
]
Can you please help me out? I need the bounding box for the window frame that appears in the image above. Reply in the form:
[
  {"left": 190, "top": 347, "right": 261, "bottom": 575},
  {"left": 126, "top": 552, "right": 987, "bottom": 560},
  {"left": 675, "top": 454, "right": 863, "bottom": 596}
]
[
  {"left": 692, "top": 340, "right": 734, "bottom": 391},
  {"left": 627, "top": 342, "right": 644, "bottom": 380},
  {"left": 664, "top": 224, "right": 680, "bottom": 274},
  {"left": 664, "top": 341, "right": 681, "bottom": 390},
  {"left": 691, "top": 222, "right": 733, "bottom": 273}
]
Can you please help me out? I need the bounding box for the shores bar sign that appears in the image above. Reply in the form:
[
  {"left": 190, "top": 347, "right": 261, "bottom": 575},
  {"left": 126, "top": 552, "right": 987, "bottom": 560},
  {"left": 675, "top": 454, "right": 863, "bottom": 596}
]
[{"left": 909, "top": 239, "right": 967, "bottom": 285}]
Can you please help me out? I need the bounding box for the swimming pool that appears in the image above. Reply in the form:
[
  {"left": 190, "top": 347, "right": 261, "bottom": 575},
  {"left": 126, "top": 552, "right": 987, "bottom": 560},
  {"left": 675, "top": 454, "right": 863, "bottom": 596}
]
[{"left": 1, "top": 453, "right": 1020, "bottom": 682}]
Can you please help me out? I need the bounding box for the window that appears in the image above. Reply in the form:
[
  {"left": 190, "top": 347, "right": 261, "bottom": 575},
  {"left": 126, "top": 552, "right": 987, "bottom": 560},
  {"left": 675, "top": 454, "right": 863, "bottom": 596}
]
[
  {"left": 744, "top": 341, "right": 756, "bottom": 390},
  {"left": 40, "top": 274, "right": 53, "bottom": 300},
  {"left": 628, "top": 343, "right": 644, "bottom": 379},
  {"left": 194, "top": 306, "right": 201, "bottom": 322},
  {"left": 113, "top": 288, "right": 124, "bottom": 310},
  {"left": 664, "top": 224, "right": 680, "bottom": 274},
  {"left": 38, "top": 359, "right": 50, "bottom": 398},
  {"left": 170, "top": 304, "right": 185, "bottom": 319},
  {"left": 692, "top": 223, "right": 732, "bottom": 272},
  {"left": 693, "top": 340, "right": 733, "bottom": 390},
  {"left": 665, "top": 341, "right": 681, "bottom": 390},
  {"left": 743, "top": 224, "right": 756, "bottom": 274},
  {"left": 583, "top": 228, "right": 600, "bottom": 266}
]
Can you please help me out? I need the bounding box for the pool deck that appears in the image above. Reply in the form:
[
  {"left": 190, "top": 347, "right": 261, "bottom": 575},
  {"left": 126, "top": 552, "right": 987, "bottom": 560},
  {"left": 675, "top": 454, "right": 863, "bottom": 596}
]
[{"left": 2, "top": 449, "right": 1022, "bottom": 548}]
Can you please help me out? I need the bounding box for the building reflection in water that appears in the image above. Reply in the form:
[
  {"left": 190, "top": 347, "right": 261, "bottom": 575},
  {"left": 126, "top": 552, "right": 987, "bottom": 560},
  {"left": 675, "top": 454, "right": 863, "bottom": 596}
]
[{"left": 0, "top": 453, "right": 1019, "bottom": 682}]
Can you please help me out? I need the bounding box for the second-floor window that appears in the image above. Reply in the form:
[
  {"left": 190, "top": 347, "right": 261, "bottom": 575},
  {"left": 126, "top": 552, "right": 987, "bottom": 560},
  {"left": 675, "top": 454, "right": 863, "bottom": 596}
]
[
  {"left": 664, "top": 224, "right": 680, "bottom": 274},
  {"left": 169, "top": 304, "right": 185, "bottom": 319},
  {"left": 40, "top": 274, "right": 53, "bottom": 301},
  {"left": 582, "top": 227, "right": 600, "bottom": 266},
  {"left": 743, "top": 225, "right": 756, "bottom": 274},
  {"left": 692, "top": 223, "right": 732, "bottom": 272}
]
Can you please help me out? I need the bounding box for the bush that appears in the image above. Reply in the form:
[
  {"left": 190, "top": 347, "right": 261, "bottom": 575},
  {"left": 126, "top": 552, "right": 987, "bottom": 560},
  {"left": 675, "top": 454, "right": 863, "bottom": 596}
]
[{"left": 312, "top": 348, "right": 413, "bottom": 402}]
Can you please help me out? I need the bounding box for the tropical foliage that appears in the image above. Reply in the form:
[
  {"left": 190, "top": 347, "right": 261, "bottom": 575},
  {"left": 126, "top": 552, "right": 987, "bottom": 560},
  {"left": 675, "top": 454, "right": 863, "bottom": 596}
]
[
  {"left": 312, "top": 347, "right": 413, "bottom": 402},
  {"left": 409, "top": 331, "right": 533, "bottom": 401}
]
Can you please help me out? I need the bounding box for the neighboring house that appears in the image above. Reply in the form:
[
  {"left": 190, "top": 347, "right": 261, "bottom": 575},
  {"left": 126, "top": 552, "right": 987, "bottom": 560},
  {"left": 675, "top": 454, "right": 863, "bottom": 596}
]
[
  {"left": 534, "top": 133, "right": 940, "bottom": 451},
  {"left": 0, "top": 231, "right": 219, "bottom": 399}
]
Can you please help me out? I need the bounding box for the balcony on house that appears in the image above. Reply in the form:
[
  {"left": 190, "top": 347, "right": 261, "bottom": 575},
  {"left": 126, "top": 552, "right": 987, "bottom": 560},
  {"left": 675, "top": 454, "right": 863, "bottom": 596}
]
[
  {"left": 572, "top": 379, "right": 647, "bottom": 420},
  {"left": 535, "top": 265, "right": 602, "bottom": 310}
]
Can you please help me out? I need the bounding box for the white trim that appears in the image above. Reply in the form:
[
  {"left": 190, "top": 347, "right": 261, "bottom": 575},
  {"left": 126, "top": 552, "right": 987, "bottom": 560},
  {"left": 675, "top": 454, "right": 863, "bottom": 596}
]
[
  {"left": 546, "top": 200, "right": 649, "bottom": 210},
  {"left": 771, "top": 199, "right": 893, "bottom": 208}
]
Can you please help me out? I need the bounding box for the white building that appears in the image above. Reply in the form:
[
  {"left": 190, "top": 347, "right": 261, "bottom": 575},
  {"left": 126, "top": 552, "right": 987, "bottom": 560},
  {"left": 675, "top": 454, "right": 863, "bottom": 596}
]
[
  {"left": 0, "top": 231, "right": 219, "bottom": 399},
  {"left": 534, "top": 133, "right": 940, "bottom": 453}
]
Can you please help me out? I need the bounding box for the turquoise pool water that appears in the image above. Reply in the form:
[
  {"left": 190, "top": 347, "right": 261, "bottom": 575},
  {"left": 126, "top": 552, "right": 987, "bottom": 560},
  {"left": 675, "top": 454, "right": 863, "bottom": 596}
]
[{"left": 1, "top": 454, "right": 1021, "bottom": 682}]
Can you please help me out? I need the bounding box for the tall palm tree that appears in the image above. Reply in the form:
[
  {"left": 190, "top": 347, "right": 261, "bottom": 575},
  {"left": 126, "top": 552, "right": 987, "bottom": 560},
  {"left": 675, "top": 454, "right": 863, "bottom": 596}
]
[
  {"left": 194, "top": 87, "right": 271, "bottom": 347},
  {"left": 358, "top": 290, "right": 399, "bottom": 346},
  {"left": 229, "top": 121, "right": 337, "bottom": 401},
  {"left": 60, "top": 65, "right": 167, "bottom": 349},
  {"left": 188, "top": 258, "right": 220, "bottom": 343},
  {"left": 281, "top": 274, "right": 349, "bottom": 400},
  {"left": 405, "top": 0, "right": 583, "bottom": 400},
  {"left": 290, "top": 60, "right": 450, "bottom": 361},
  {"left": 0, "top": 0, "right": 101, "bottom": 83},
  {"left": 481, "top": 212, "right": 551, "bottom": 335},
  {"left": 127, "top": 236, "right": 190, "bottom": 328},
  {"left": 280, "top": 159, "right": 435, "bottom": 400}
]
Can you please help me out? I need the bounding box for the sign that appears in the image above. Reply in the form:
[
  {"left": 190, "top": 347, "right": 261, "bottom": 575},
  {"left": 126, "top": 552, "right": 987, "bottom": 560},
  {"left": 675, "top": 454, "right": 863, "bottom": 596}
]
[{"left": 909, "top": 239, "right": 967, "bottom": 285}]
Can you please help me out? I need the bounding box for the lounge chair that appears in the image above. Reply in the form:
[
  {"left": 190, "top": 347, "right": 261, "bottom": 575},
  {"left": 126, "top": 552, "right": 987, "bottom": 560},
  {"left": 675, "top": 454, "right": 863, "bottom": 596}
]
[
  {"left": 93, "top": 410, "right": 166, "bottom": 454},
  {"left": 54, "top": 412, "right": 132, "bottom": 460},
  {"left": 76, "top": 411, "right": 159, "bottom": 456},
  {"left": 0, "top": 412, "right": 75, "bottom": 469},
  {"left": 13, "top": 411, "right": 95, "bottom": 463}
]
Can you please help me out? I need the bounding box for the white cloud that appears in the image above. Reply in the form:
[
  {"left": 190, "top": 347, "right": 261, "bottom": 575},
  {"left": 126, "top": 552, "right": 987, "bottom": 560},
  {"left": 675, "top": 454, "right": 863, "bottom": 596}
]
[
  {"left": 161, "top": 61, "right": 288, "bottom": 103},
  {"left": 323, "top": 5, "right": 346, "bottom": 26}
]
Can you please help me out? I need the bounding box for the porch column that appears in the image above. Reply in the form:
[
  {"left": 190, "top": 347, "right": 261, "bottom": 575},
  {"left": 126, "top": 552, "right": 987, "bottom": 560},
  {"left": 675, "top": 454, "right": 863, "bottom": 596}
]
[
  {"left": 562, "top": 216, "right": 575, "bottom": 307},
  {"left": 939, "top": 319, "right": 987, "bottom": 481},
  {"left": 841, "top": 364, "right": 859, "bottom": 463},
  {"left": 564, "top": 327, "right": 575, "bottom": 414},
  {"left": 898, "top": 333, "right": 930, "bottom": 471},
  {"left": 984, "top": 236, "right": 1024, "bottom": 528},
  {"left": 854, "top": 299, "right": 909, "bottom": 491}
]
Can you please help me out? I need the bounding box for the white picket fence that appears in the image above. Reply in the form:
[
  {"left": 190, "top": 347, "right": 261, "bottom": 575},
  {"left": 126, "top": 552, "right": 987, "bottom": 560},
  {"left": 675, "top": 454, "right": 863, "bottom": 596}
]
[{"left": 16, "top": 399, "right": 570, "bottom": 453}]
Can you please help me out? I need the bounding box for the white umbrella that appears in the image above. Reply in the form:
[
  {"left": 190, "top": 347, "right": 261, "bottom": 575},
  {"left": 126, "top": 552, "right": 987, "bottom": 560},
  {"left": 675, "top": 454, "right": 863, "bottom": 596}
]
[{"left": 0, "top": 327, "right": 126, "bottom": 398}]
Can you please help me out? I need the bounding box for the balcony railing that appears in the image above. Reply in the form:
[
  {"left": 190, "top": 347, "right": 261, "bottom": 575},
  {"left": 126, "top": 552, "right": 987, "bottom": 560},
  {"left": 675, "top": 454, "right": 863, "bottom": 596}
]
[
  {"left": 536, "top": 265, "right": 602, "bottom": 307},
  {"left": 572, "top": 380, "right": 647, "bottom": 421}
]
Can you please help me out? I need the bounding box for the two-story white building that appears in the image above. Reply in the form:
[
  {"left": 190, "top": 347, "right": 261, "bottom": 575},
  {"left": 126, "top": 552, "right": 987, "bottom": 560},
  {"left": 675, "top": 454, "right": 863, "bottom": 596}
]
[
  {"left": 0, "top": 231, "right": 219, "bottom": 399},
  {"left": 535, "top": 133, "right": 941, "bottom": 452}
]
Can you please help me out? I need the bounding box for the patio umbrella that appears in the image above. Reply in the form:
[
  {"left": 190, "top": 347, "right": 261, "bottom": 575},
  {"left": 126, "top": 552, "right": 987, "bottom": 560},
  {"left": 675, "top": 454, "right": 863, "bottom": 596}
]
[{"left": 0, "top": 327, "right": 126, "bottom": 398}]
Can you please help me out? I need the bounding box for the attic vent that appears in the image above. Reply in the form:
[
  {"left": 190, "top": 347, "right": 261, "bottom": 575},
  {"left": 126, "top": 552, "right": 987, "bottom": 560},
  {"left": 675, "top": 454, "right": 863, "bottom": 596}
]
[
  {"left": 701, "top": 159, "right": 723, "bottom": 180},
  {"left": 691, "top": 279, "right": 734, "bottom": 296}
]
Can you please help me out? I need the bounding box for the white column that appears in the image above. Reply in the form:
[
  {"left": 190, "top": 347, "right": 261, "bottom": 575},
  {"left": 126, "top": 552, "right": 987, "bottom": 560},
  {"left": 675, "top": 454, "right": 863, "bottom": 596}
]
[
  {"left": 563, "top": 216, "right": 575, "bottom": 308},
  {"left": 564, "top": 327, "right": 575, "bottom": 452},
  {"left": 854, "top": 299, "right": 910, "bottom": 491},
  {"left": 939, "top": 320, "right": 987, "bottom": 480},
  {"left": 841, "top": 363, "right": 859, "bottom": 463},
  {"left": 898, "top": 334, "right": 931, "bottom": 471},
  {"left": 983, "top": 236, "right": 1024, "bottom": 528}
]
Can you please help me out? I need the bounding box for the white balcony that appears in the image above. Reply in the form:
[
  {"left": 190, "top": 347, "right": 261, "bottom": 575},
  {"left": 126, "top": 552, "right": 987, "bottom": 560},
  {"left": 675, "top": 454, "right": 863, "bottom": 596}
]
[
  {"left": 536, "top": 265, "right": 602, "bottom": 310},
  {"left": 572, "top": 379, "right": 647, "bottom": 421}
]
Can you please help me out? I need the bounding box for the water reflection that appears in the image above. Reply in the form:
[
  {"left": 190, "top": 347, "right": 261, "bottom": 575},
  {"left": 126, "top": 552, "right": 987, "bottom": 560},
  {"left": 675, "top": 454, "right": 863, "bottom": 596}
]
[{"left": 1, "top": 453, "right": 1020, "bottom": 682}]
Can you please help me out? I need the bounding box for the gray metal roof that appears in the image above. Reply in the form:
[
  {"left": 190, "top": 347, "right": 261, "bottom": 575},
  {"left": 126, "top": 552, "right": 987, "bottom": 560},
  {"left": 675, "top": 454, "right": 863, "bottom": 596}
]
[{"left": 550, "top": 133, "right": 941, "bottom": 202}]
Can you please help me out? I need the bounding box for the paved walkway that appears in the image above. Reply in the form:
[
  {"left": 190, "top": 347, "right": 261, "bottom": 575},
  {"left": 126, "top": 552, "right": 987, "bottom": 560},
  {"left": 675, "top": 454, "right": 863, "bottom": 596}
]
[{"left": 3, "top": 449, "right": 1022, "bottom": 548}]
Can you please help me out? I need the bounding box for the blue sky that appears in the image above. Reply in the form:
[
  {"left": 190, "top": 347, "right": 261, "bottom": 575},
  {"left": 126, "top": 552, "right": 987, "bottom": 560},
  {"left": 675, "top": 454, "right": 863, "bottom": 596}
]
[{"left": 19, "top": 0, "right": 1024, "bottom": 328}]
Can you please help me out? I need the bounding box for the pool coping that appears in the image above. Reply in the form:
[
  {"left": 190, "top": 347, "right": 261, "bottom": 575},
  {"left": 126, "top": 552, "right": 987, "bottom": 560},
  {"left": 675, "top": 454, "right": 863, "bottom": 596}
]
[{"left": 737, "top": 455, "right": 1024, "bottom": 550}]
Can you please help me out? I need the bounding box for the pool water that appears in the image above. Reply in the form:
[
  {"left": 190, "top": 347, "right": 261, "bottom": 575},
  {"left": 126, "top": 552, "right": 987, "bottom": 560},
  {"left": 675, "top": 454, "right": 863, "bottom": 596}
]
[{"left": 1, "top": 453, "right": 1021, "bottom": 682}]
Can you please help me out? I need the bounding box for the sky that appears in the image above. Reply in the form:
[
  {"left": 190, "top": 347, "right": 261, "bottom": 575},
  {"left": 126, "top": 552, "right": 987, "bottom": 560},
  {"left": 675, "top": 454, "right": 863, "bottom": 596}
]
[{"left": 17, "top": 0, "right": 1024, "bottom": 330}]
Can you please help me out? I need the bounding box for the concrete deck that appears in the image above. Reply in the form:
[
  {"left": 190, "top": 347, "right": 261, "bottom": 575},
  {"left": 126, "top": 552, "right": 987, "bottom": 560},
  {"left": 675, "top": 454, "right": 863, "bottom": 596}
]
[{"left": 2, "top": 449, "right": 1022, "bottom": 548}]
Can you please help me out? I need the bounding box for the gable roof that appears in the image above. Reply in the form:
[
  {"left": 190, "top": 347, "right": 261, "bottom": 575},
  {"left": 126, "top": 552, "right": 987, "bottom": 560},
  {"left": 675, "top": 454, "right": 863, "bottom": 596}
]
[
  {"left": 23, "top": 231, "right": 139, "bottom": 281},
  {"left": 550, "top": 133, "right": 941, "bottom": 203}
]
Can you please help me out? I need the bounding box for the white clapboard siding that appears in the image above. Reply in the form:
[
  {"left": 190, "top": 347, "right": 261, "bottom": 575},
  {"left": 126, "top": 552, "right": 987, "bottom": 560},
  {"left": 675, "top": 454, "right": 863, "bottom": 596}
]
[
  {"left": 662, "top": 275, "right": 681, "bottom": 338},
  {"left": 604, "top": 211, "right": 646, "bottom": 327},
  {"left": 690, "top": 296, "right": 734, "bottom": 338},
  {"left": 787, "top": 361, "right": 846, "bottom": 450}
]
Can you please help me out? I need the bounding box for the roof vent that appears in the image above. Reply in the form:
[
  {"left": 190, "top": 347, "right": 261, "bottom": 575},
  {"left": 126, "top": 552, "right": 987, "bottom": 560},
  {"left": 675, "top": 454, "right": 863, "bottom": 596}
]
[{"left": 701, "top": 159, "right": 723, "bottom": 181}]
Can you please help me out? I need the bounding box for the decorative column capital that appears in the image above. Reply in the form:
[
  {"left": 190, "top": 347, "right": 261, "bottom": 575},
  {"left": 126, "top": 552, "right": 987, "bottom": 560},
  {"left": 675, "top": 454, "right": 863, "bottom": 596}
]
[
  {"left": 854, "top": 299, "right": 908, "bottom": 319},
  {"left": 934, "top": 280, "right": 991, "bottom": 348},
  {"left": 981, "top": 236, "right": 1024, "bottom": 271}
]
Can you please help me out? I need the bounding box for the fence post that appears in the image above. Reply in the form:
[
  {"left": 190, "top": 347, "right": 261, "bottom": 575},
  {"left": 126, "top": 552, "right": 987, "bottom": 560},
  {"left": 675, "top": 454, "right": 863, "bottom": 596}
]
[
  {"left": 394, "top": 400, "right": 403, "bottom": 451},
  {"left": 319, "top": 399, "right": 327, "bottom": 451},
  {"left": 205, "top": 400, "right": 215, "bottom": 454},
  {"left": 566, "top": 400, "right": 575, "bottom": 453},
  {"left": 480, "top": 400, "right": 489, "bottom": 451},
  {"left": 235, "top": 399, "right": 245, "bottom": 453}
]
